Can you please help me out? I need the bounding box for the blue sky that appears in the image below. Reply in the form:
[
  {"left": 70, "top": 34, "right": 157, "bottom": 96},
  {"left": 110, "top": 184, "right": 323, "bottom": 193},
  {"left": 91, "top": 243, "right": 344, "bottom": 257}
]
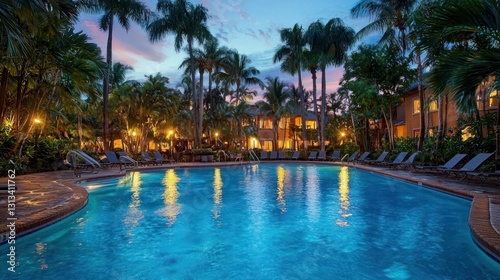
[{"left": 75, "top": 0, "right": 377, "bottom": 99}]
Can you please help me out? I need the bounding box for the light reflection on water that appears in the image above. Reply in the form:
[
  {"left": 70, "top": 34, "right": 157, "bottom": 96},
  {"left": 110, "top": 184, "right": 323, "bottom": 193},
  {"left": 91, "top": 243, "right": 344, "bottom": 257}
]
[
  {"left": 161, "top": 169, "right": 180, "bottom": 226},
  {"left": 337, "top": 166, "right": 351, "bottom": 227}
]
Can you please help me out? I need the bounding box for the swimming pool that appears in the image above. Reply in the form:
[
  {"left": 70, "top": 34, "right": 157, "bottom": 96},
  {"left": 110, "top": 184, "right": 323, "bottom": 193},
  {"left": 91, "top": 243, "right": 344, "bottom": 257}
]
[{"left": 3, "top": 163, "right": 500, "bottom": 279}]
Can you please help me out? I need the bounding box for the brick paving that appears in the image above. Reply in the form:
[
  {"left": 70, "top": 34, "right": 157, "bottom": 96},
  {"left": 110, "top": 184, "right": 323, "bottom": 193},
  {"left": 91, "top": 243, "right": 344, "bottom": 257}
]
[{"left": 0, "top": 160, "right": 498, "bottom": 260}]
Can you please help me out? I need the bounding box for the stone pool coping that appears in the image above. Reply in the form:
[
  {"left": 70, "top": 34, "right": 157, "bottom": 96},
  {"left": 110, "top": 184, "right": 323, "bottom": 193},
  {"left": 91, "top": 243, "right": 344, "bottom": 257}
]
[{"left": 0, "top": 160, "right": 499, "bottom": 261}]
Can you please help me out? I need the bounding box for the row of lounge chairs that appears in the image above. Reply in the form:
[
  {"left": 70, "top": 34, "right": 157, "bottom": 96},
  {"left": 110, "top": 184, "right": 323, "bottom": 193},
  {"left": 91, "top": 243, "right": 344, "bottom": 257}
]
[
  {"left": 344, "top": 150, "right": 496, "bottom": 182},
  {"left": 259, "top": 150, "right": 343, "bottom": 161},
  {"left": 65, "top": 150, "right": 176, "bottom": 177}
]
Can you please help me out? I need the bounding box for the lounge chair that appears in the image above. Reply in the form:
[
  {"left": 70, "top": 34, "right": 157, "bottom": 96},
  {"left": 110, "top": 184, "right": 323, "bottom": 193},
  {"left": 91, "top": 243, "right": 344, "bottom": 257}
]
[
  {"left": 385, "top": 152, "right": 418, "bottom": 169},
  {"left": 141, "top": 152, "right": 160, "bottom": 165},
  {"left": 354, "top": 152, "right": 370, "bottom": 164},
  {"left": 153, "top": 151, "right": 174, "bottom": 164},
  {"left": 103, "top": 151, "right": 137, "bottom": 170},
  {"left": 65, "top": 150, "right": 103, "bottom": 177},
  {"left": 316, "top": 151, "right": 326, "bottom": 161},
  {"left": 344, "top": 151, "right": 359, "bottom": 163},
  {"left": 260, "top": 151, "right": 268, "bottom": 160},
  {"left": 439, "top": 152, "right": 494, "bottom": 178},
  {"left": 330, "top": 150, "right": 341, "bottom": 161},
  {"left": 466, "top": 170, "right": 500, "bottom": 183},
  {"left": 270, "top": 151, "right": 278, "bottom": 160},
  {"left": 308, "top": 151, "right": 318, "bottom": 160},
  {"left": 362, "top": 151, "right": 388, "bottom": 165},
  {"left": 278, "top": 151, "right": 286, "bottom": 160},
  {"left": 413, "top": 153, "right": 467, "bottom": 173},
  {"left": 291, "top": 151, "right": 300, "bottom": 160},
  {"left": 379, "top": 152, "right": 408, "bottom": 167}
]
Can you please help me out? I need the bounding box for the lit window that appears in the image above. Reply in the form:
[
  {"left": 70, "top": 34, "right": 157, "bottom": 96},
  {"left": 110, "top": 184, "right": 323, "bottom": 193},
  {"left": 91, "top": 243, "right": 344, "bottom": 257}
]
[
  {"left": 489, "top": 90, "right": 498, "bottom": 108},
  {"left": 306, "top": 120, "right": 316, "bottom": 129},
  {"left": 413, "top": 99, "right": 420, "bottom": 114},
  {"left": 413, "top": 129, "right": 420, "bottom": 137},
  {"left": 259, "top": 118, "right": 272, "bottom": 129},
  {"left": 429, "top": 100, "right": 438, "bottom": 111}
]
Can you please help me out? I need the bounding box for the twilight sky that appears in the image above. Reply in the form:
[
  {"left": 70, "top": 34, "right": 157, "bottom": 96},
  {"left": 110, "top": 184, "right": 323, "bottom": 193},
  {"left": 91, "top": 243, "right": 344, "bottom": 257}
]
[{"left": 75, "top": 0, "right": 378, "bottom": 100}]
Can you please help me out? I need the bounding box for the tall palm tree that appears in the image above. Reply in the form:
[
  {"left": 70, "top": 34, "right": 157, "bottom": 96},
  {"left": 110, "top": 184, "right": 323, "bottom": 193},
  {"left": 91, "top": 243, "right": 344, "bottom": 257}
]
[
  {"left": 274, "top": 24, "right": 308, "bottom": 151},
  {"left": 82, "top": 0, "right": 151, "bottom": 149},
  {"left": 305, "top": 19, "right": 355, "bottom": 151},
  {"left": 147, "top": 0, "right": 212, "bottom": 148},
  {"left": 256, "top": 77, "right": 292, "bottom": 151}
]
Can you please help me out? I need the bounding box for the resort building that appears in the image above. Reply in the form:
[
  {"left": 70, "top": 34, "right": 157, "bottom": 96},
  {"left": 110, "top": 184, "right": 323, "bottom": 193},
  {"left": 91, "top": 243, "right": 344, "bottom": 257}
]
[
  {"left": 248, "top": 107, "right": 318, "bottom": 151},
  {"left": 394, "top": 84, "right": 498, "bottom": 140}
]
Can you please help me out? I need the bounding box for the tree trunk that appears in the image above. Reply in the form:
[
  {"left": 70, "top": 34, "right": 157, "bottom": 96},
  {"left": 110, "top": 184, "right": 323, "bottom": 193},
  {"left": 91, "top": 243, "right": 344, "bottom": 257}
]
[
  {"left": 13, "top": 61, "right": 27, "bottom": 136},
  {"left": 417, "top": 52, "right": 425, "bottom": 151},
  {"left": 198, "top": 68, "right": 204, "bottom": 148},
  {"left": 298, "top": 64, "right": 307, "bottom": 151},
  {"left": 103, "top": 16, "right": 114, "bottom": 150},
  {"left": 320, "top": 66, "right": 327, "bottom": 151},
  {"left": 188, "top": 38, "right": 200, "bottom": 148},
  {"left": 436, "top": 94, "right": 444, "bottom": 151},
  {"left": 0, "top": 67, "right": 9, "bottom": 125},
  {"left": 78, "top": 110, "right": 83, "bottom": 149},
  {"left": 310, "top": 68, "right": 319, "bottom": 147}
]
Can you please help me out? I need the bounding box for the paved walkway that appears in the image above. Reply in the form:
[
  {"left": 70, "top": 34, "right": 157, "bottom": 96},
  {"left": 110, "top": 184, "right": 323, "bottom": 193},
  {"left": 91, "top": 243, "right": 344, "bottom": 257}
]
[{"left": 0, "top": 161, "right": 499, "bottom": 260}]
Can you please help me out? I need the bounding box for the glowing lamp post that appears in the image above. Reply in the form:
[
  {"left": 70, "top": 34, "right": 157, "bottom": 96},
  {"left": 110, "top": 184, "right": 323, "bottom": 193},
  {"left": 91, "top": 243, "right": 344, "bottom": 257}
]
[{"left": 215, "top": 132, "right": 219, "bottom": 147}]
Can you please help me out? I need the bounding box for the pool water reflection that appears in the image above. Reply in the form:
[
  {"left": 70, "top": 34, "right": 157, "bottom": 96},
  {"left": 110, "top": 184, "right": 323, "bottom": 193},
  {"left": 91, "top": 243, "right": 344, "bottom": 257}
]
[{"left": 3, "top": 163, "right": 500, "bottom": 279}]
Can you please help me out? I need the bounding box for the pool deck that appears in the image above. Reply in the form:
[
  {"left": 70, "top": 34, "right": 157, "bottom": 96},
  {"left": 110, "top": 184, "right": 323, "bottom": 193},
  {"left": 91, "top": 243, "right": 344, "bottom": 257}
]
[{"left": 1, "top": 160, "right": 499, "bottom": 261}]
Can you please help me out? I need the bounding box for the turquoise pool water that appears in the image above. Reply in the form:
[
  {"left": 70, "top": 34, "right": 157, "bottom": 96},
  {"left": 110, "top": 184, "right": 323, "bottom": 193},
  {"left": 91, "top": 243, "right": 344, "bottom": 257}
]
[{"left": 3, "top": 163, "right": 500, "bottom": 279}]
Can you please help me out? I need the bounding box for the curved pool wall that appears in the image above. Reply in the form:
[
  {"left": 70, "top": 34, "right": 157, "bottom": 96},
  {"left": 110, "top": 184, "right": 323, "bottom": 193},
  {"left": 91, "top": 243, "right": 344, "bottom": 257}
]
[{"left": 2, "top": 163, "right": 500, "bottom": 279}]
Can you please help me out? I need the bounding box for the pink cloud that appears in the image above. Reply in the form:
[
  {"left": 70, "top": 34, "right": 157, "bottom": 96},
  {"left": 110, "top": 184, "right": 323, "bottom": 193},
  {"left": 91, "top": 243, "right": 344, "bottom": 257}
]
[{"left": 76, "top": 17, "right": 168, "bottom": 68}]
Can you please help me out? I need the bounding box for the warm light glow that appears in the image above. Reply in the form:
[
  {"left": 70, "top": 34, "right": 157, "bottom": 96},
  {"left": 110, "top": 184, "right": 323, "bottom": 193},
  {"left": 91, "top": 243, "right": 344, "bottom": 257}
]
[
  {"left": 34, "top": 119, "right": 41, "bottom": 124},
  {"left": 341, "top": 132, "right": 345, "bottom": 137},
  {"left": 336, "top": 166, "right": 351, "bottom": 227},
  {"left": 215, "top": 132, "right": 219, "bottom": 137},
  {"left": 169, "top": 130, "right": 173, "bottom": 136},
  {"left": 132, "top": 131, "right": 136, "bottom": 137},
  {"left": 162, "top": 169, "right": 180, "bottom": 226},
  {"left": 213, "top": 168, "right": 223, "bottom": 204},
  {"left": 276, "top": 166, "right": 286, "bottom": 213},
  {"left": 213, "top": 168, "right": 223, "bottom": 222}
]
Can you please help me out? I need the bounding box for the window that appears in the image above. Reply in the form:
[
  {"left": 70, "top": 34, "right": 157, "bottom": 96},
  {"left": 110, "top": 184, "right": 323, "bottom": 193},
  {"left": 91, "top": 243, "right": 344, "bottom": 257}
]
[
  {"left": 489, "top": 90, "right": 498, "bottom": 108},
  {"left": 429, "top": 100, "right": 438, "bottom": 112},
  {"left": 413, "top": 99, "right": 420, "bottom": 114},
  {"left": 413, "top": 129, "right": 420, "bottom": 137},
  {"left": 258, "top": 117, "right": 272, "bottom": 129},
  {"left": 306, "top": 120, "right": 316, "bottom": 129}
]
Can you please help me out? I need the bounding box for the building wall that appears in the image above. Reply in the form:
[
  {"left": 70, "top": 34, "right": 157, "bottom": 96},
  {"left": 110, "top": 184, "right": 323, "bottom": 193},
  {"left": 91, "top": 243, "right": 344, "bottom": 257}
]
[{"left": 397, "top": 87, "right": 497, "bottom": 138}]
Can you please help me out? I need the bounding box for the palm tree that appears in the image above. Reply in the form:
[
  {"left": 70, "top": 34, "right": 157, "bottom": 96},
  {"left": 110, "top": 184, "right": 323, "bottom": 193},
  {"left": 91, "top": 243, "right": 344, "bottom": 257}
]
[
  {"left": 274, "top": 24, "right": 308, "bottom": 151},
  {"left": 219, "top": 51, "right": 263, "bottom": 104},
  {"left": 147, "top": 0, "right": 212, "bottom": 148},
  {"left": 305, "top": 19, "right": 355, "bottom": 151},
  {"left": 82, "top": 0, "right": 151, "bottom": 150},
  {"left": 351, "top": 0, "right": 417, "bottom": 52},
  {"left": 256, "top": 77, "right": 292, "bottom": 151}
]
